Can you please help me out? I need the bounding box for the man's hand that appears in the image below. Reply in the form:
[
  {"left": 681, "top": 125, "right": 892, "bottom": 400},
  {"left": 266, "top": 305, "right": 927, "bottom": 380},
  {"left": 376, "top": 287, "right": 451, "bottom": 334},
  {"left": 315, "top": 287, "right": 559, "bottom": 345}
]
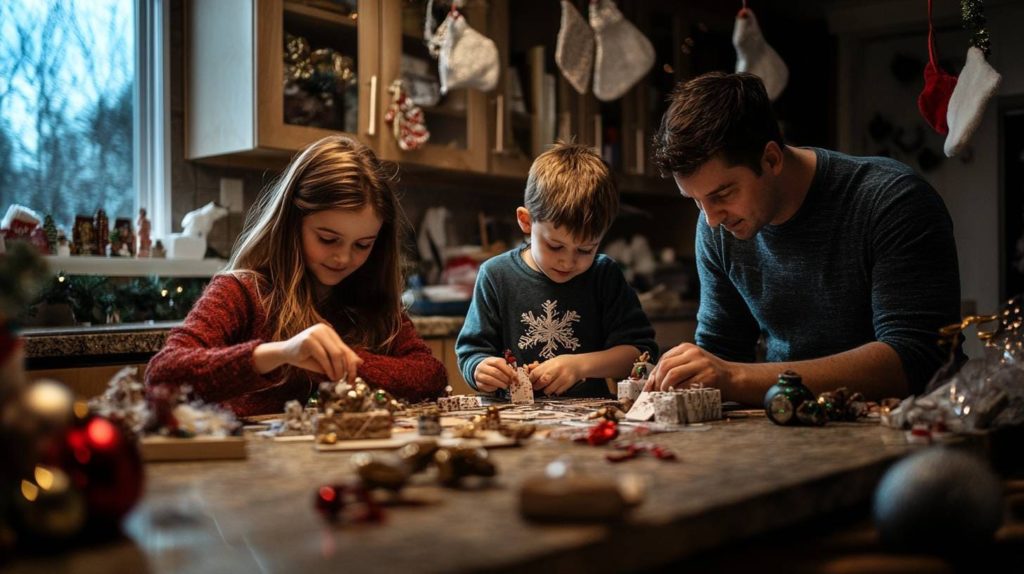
[
  {"left": 645, "top": 342, "right": 736, "bottom": 392},
  {"left": 530, "top": 355, "right": 585, "bottom": 396}
]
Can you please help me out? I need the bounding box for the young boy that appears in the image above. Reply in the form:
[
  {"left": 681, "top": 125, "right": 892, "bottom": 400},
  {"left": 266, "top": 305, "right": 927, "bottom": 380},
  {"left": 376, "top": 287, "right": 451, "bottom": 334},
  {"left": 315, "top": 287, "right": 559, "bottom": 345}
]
[{"left": 456, "top": 143, "right": 658, "bottom": 398}]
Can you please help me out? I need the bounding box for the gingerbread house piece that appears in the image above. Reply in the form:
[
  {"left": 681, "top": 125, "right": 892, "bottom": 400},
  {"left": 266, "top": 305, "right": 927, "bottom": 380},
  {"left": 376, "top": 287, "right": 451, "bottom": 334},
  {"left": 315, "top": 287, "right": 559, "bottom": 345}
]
[
  {"left": 653, "top": 392, "right": 685, "bottom": 425},
  {"left": 681, "top": 387, "right": 722, "bottom": 423},
  {"left": 617, "top": 379, "right": 643, "bottom": 406},
  {"left": 315, "top": 409, "right": 393, "bottom": 441},
  {"left": 438, "top": 395, "right": 484, "bottom": 413},
  {"left": 509, "top": 367, "right": 534, "bottom": 404}
]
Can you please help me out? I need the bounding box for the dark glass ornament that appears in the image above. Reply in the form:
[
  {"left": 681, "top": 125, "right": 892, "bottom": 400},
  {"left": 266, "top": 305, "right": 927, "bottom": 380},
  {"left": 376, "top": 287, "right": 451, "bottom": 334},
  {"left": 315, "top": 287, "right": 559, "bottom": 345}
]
[{"left": 763, "top": 371, "right": 815, "bottom": 426}]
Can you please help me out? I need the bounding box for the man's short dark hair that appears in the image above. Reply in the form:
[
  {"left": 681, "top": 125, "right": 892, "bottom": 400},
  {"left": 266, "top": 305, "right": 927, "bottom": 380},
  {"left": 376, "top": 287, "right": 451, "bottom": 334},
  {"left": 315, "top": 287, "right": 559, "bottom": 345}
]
[{"left": 653, "top": 72, "right": 784, "bottom": 177}]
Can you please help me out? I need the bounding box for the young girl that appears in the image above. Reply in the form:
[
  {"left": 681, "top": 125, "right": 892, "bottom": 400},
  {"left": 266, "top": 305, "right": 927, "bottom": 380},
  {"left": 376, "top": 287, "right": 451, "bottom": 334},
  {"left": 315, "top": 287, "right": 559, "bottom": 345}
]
[{"left": 146, "top": 135, "right": 448, "bottom": 416}]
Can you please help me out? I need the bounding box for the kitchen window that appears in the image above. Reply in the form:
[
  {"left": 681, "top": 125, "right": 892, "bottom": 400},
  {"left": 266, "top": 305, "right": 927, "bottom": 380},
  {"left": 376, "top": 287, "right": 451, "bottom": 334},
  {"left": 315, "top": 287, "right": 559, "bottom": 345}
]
[{"left": 0, "top": 0, "right": 169, "bottom": 240}]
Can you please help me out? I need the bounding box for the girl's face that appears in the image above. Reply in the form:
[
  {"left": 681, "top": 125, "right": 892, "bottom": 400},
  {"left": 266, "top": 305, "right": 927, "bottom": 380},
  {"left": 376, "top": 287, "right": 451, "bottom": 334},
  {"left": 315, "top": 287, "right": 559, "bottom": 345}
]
[{"left": 301, "top": 205, "right": 382, "bottom": 294}]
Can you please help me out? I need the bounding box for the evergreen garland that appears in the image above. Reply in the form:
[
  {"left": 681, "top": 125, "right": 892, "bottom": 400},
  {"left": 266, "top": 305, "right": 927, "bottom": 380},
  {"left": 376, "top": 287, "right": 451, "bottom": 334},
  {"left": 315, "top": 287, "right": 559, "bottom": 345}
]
[
  {"left": 961, "top": 0, "right": 991, "bottom": 55},
  {"left": 28, "top": 274, "right": 207, "bottom": 325}
]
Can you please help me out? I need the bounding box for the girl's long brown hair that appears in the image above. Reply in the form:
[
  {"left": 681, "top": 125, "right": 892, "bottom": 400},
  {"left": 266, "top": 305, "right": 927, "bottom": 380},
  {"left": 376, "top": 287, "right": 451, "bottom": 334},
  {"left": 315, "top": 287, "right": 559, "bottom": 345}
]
[{"left": 227, "top": 135, "right": 406, "bottom": 355}]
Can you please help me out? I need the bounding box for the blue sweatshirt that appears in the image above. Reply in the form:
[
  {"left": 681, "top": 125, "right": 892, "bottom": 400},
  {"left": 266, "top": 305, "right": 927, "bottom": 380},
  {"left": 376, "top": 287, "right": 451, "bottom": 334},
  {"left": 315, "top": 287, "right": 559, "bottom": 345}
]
[
  {"left": 456, "top": 248, "right": 658, "bottom": 398},
  {"left": 695, "top": 147, "right": 963, "bottom": 395}
]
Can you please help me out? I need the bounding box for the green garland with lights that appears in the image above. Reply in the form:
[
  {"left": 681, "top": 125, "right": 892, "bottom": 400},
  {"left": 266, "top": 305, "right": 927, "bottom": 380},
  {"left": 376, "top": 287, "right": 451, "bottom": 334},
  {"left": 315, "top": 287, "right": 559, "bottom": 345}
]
[{"left": 28, "top": 273, "right": 207, "bottom": 325}]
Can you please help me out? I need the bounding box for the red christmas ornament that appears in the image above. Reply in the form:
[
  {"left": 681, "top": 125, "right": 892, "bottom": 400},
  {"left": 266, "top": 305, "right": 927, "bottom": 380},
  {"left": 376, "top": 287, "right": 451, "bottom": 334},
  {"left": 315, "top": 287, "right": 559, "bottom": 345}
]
[
  {"left": 586, "top": 420, "right": 619, "bottom": 446},
  {"left": 45, "top": 415, "right": 144, "bottom": 529},
  {"left": 314, "top": 483, "right": 382, "bottom": 524},
  {"left": 315, "top": 484, "right": 345, "bottom": 521}
]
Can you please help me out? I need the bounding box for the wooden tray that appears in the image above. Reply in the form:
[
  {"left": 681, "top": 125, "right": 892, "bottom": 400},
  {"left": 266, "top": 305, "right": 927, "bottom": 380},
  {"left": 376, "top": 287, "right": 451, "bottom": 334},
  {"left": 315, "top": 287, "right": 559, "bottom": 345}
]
[{"left": 140, "top": 435, "right": 248, "bottom": 462}]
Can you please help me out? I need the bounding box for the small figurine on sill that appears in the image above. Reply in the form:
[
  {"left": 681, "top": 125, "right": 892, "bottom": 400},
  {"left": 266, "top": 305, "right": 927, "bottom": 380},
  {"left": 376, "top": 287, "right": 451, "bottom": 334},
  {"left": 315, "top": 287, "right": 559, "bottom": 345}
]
[
  {"left": 150, "top": 239, "right": 166, "bottom": 258},
  {"left": 42, "top": 215, "right": 58, "bottom": 254},
  {"left": 95, "top": 208, "right": 109, "bottom": 256},
  {"left": 115, "top": 217, "right": 135, "bottom": 257},
  {"left": 55, "top": 231, "right": 71, "bottom": 257},
  {"left": 108, "top": 228, "right": 122, "bottom": 257},
  {"left": 136, "top": 208, "right": 151, "bottom": 257}
]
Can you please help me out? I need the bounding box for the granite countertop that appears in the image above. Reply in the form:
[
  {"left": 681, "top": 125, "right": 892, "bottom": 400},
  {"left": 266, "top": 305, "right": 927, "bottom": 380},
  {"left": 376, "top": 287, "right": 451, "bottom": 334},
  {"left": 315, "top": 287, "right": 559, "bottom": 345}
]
[
  {"left": 22, "top": 310, "right": 696, "bottom": 363},
  {"left": 21, "top": 316, "right": 469, "bottom": 361},
  {"left": 5, "top": 416, "right": 943, "bottom": 572}
]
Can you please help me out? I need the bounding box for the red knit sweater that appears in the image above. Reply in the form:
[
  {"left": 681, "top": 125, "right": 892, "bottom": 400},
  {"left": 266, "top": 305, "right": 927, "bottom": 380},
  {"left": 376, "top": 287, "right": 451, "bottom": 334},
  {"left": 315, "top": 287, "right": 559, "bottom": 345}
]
[{"left": 145, "top": 274, "right": 448, "bottom": 416}]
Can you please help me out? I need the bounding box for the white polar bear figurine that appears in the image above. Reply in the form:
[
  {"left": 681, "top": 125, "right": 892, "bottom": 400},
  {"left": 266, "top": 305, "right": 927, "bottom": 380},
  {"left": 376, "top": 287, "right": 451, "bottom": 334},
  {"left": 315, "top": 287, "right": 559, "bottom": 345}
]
[{"left": 166, "top": 202, "right": 229, "bottom": 260}]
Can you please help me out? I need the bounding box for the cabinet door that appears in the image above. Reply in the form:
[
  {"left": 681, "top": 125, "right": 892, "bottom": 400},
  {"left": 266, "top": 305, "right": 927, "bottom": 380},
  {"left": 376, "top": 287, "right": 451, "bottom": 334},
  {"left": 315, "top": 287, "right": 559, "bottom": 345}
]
[
  {"left": 187, "top": 0, "right": 380, "bottom": 163},
  {"left": 375, "top": 0, "right": 488, "bottom": 172},
  {"left": 488, "top": 0, "right": 582, "bottom": 177}
]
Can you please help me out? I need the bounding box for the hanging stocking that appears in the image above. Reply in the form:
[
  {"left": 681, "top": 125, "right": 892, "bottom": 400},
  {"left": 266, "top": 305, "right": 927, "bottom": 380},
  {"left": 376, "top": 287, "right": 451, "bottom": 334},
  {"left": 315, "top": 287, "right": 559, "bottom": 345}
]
[
  {"left": 590, "top": 0, "right": 655, "bottom": 102},
  {"left": 424, "top": 0, "right": 499, "bottom": 95},
  {"left": 917, "top": 0, "right": 957, "bottom": 135},
  {"left": 556, "top": 0, "right": 594, "bottom": 95},
  {"left": 733, "top": 6, "right": 788, "bottom": 101},
  {"left": 384, "top": 80, "right": 430, "bottom": 151},
  {"left": 944, "top": 1, "right": 1001, "bottom": 157}
]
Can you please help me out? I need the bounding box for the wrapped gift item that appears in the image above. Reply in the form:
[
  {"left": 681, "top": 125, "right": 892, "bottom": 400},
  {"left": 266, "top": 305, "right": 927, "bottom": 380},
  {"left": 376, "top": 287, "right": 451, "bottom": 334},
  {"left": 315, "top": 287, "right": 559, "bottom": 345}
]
[
  {"left": 629, "top": 387, "right": 722, "bottom": 424},
  {"left": 653, "top": 392, "right": 683, "bottom": 424},
  {"left": 316, "top": 410, "right": 393, "bottom": 442},
  {"left": 681, "top": 387, "right": 722, "bottom": 423},
  {"left": 617, "top": 379, "right": 643, "bottom": 409},
  {"left": 438, "top": 395, "right": 483, "bottom": 413},
  {"left": 509, "top": 367, "right": 534, "bottom": 405}
]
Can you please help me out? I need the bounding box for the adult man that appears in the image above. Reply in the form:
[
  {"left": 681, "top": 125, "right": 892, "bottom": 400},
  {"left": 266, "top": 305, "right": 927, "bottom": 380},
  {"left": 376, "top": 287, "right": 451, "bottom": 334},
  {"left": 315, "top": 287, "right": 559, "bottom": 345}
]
[{"left": 649, "top": 72, "right": 962, "bottom": 404}]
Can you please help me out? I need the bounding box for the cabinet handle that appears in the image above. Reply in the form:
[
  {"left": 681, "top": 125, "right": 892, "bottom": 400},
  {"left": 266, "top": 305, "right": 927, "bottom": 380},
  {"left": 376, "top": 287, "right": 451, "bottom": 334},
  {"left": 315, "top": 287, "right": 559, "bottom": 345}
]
[
  {"left": 636, "top": 128, "right": 645, "bottom": 175},
  {"left": 368, "top": 75, "right": 378, "bottom": 136},
  {"left": 593, "top": 114, "right": 602, "bottom": 156},
  {"left": 495, "top": 95, "right": 504, "bottom": 153}
]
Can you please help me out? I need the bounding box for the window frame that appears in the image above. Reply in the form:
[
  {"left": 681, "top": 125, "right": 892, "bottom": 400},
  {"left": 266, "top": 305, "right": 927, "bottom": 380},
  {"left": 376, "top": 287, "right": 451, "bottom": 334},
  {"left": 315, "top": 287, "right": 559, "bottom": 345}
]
[{"left": 134, "top": 0, "right": 170, "bottom": 240}]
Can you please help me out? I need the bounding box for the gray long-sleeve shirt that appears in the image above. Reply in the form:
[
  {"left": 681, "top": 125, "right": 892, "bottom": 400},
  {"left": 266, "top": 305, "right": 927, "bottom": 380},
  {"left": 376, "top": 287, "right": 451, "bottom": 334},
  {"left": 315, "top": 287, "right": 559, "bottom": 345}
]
[
  {"left": 696, "top": 148, "right": 962, "bottom": 395},
  {"left": 456, "top": 248, "right": 658, "bottom": 398}
]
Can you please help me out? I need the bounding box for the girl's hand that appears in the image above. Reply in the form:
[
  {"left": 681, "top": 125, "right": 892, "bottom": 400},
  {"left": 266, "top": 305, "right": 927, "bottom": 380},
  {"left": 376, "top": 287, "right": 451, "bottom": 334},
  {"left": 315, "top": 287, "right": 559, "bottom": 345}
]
[
  {"left": 280, "top": 323, "right": 362, "bottom": 381},
  {"left": 529, "top": 355, "right": 584, "bottom": 396},
  {"left": 474, "top": 356, "right": 515, "bottom": 392}
]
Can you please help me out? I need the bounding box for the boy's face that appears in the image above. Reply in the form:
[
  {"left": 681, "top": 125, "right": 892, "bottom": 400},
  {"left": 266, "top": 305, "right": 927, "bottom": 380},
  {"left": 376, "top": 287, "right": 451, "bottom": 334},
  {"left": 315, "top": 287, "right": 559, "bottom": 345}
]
[
  {"left": 673, "top": 145, "right": 784, "bottom": 241},
  {"left": 301, "top": 205, "right": 382, "bottom": 292},
  {"left": 516, "top": 207, "right": 601, "bottom": 284}
]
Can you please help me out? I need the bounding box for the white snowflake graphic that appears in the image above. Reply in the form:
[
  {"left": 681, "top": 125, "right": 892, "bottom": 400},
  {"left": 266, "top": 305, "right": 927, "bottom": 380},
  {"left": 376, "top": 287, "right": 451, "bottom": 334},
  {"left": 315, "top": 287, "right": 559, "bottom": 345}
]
[{"left": 518, "top": 299, "right": 581, "bottom": 359}]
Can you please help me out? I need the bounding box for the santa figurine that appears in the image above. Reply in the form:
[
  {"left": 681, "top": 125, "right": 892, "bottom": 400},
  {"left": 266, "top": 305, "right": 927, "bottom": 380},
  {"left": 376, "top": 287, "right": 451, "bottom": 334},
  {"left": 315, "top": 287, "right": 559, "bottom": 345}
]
[{"left": 136, "top": 208, "right": 152, "bottom": 258}]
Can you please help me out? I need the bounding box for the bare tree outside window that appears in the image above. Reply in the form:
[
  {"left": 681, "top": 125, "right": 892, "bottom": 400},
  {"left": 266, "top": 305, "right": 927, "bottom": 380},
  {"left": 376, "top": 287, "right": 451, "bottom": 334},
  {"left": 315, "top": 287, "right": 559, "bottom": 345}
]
[{"left": 0, "top": 0, "right": 134, "bottom": 232}]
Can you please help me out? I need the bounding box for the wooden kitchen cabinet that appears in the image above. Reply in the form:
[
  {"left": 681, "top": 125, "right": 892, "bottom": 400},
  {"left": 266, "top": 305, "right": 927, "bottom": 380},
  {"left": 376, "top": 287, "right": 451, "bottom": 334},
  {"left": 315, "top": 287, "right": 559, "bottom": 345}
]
[
  {"left": 185, "top": 0, "right": 697, "bottom": 192},
  {"left": 187, "top": 0, "right": 379, "bottom": 164},
  {"left": 374, "top": 1, "right": 490, "bottom": 172},
  {"left": 187, "top": 0, "right": 489, "bottom": 171}
]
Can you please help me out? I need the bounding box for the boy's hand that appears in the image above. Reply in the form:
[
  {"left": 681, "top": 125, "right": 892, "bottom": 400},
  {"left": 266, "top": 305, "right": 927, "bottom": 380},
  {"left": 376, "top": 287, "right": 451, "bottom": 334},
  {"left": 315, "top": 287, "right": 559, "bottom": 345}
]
[
  {"left": 474, "top": 356, "right": 515, "bottom": 392},
  {"left": 530, "top": 355, "right": 584, "bottom": 396}
]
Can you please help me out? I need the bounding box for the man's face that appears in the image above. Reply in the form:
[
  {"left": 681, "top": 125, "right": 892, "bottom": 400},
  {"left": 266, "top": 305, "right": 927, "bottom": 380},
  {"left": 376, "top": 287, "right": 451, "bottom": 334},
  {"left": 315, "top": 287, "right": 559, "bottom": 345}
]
[{"left": 673, "top": 152, "right": 780, "bottom": 241}]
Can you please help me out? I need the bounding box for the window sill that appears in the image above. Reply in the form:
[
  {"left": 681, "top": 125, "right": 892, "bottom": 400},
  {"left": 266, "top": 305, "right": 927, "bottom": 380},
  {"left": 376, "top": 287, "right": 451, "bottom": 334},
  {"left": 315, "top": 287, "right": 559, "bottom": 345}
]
[{"left": 44, "top": 255, "right": 227, "bottom": 277}]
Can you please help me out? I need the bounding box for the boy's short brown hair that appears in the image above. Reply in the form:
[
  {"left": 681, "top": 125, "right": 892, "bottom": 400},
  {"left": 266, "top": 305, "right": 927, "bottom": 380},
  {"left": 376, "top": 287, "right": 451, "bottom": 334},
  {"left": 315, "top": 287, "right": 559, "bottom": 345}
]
[
  {"left": 524, "top": 142, "right": 618, "bottom": 241},
  {"left": 653, "top": 72, "right": 784, "bottom": 177}
]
